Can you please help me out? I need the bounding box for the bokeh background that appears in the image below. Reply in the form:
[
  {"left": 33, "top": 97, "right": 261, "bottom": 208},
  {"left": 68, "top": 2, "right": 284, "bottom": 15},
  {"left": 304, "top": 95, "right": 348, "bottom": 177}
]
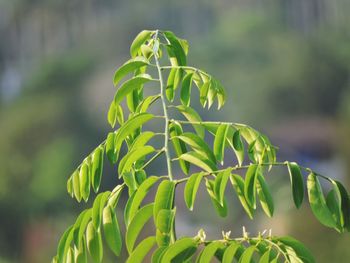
[{"left": 1, "top": 0, "right": 350, "bottom": 262}]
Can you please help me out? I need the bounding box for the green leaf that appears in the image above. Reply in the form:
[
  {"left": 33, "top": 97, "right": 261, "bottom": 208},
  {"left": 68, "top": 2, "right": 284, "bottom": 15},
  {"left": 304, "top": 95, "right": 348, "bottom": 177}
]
[
  {"left": 277, "top": 236, "right": 315, "bottom": 263},
  {"left": 331, "top": 180, "right": 350, "bottom": 231},
  {"left": 286, "top": 162, "right": 304, "bottom": 208},
  {"left": 196, "top": 241, "right": 224, "bottom": 263},
  {"left": 156, "top": 209, "right": 176, "bottom": 246},
  {"left": 67, "top": 176, "right": 74, "bottom": 198},
  {"left": 107, "top": 101, "right": 117, "bottom": 128},
  {"left": 199, "top": 81, "right": 210, "bottom": 107},
  {"left": 152, "top": 246, "right": 168, "bottom": 263},
  {"left": 184, "top": 172, "right": 204, "bottom": 210},
  {"left": 214, "top": 168, "right": 231, "bottom": 206},
  {"left": 216, "top": 81, "right": 226, "bottom": 109},
  {"left": 74, "top": 237, "right": 88, "bottom": 263},
  {"left": 123, "top": 172, "right": 138, "bottom": 196},
  {"left": 106, "top": 132, "right": 117, "bottom": 163},
  {"left": 66, "top": 247, "right": 74, "bottom": 263},
  {"left": 230, "top": 174, "right": 255, "bottom": 219},
  {"left": 57, "top": 225, "right": 74, "bottom": 263},
  {"left": 130, "top": 131, "right": 155, "bottom": 150},
  {"left": 114, "top": 113, "right": 154, "bottom": 159},
  {"left": 232, "top": 130, "right": 244, "bottom": 166},
  {"left": 259, "top": 249, "right": 270, "bottom": 263},
  {"left": 118, "top": 145, "right": 155, "bottom": 175},
  {"left": 126, "top": 88, "right": 142, "bottom": 113},
  {"left": 126, "top": 203, "right": 154, "bottom": 253},
  {"left": 74, "top": 209, "right": 92, "bottom": 248},
  {"left": 163, "top": 31, "right": 187, "bottom": 66},
  {"left": 176, "top": 132, "right": 216, "bottom": 164},
  {"left": 86, "top": 221, "right": 103, "bottom": 262},
  {"left": 154, "top": 180, "right": 176, "bottom": 222},
  {"left": 244, "top": 164, "right": 259, "bottom": 209},
  {"left": 126, "top": 176, "right": 160, "bottom": 226},
  {"left": 92, "top": 191, "right": 111, "bottom": 229},
  {"left": 257, "top": 173, "right": 274, "bottom": 217},
  {"left": 114, "top": 74, "right": 155, "bottom": 105},
  {"left": 72, "top": 170, "right": 81, "bottom": 202},
  {"left": 136, "top": 94, "right": 161, "bottom": 113},
  {"left": 126, "top": 236, "right": 156, "bottom": 263},
  {"left": 214, "top": 124, "right": 229, "bottom": 164},
  {"left": 238, "top": 246, "right": 256, "bottom": 263},
  {"left": 175, "top": 105, "right": 205, "bottom": 138},
  {"left": 130, "top": 30, "right": 154, "bottom": 58},
  {"left": 180, "top": 72, "right": 193, "bottom": 106},
  {"left": 326, "top": 189, "right": 342, "bottom": 230},
  {"left": 222, "top": 241, "right": 241, "bottom": 263},
  {"left": 166, "top": 68, "right": 182, "bottom": 101},
  {"left": 160, "top": 237, "right": 198, "bottom": 262},
  {"left": 91, "top": 146, "right": 104, "bottom": 193},
  {"left": 113, "top": 57, "right": 149, "bottom": 86},
  {"left": 102, "top": 206, "right": 122, "bottom": 256},
  {"left": 79, "top": 161, "right": 90, "bottom": 202},
  {"left": 179, "top": 151, "right": 217, "bottom": 173},
  {"left": 169, "top": 121, "right": 190, "bottom": 175},
  {"left": 206, "top": 179, "right": 228, "bottom": 217},
  {"left": 108, "top": 184, "right": 124, "bottom": 208},
  {"left": 307, "top": 173, "right": 337, "bottom": 228}
]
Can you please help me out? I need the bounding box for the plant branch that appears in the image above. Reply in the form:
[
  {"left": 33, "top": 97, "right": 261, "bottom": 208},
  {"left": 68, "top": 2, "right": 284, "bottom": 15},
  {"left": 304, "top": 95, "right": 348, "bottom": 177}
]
[{"left": 154, "top": 30, "right": 173, "bottom": 181}]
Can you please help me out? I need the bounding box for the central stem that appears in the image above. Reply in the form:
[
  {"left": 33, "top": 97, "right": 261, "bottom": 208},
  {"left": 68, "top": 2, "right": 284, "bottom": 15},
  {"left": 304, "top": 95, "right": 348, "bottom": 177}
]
[{"left": 154, "top": 31, "right": 173, "bottom": 181}]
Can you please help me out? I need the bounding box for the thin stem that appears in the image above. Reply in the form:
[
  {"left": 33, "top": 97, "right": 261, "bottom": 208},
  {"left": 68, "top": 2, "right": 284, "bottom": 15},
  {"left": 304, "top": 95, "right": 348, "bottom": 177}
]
[
  {"left": 139, "top": 149, "right": 165, "bottom": 170},
  {"left": 154, "top": 30, "right": 173, "bottom": 181},
  {"left": 169, "top": 118, "right": 247, "bottom": 128},
  {"left": 161, "top": 65, "right": 211, "bottom": 78}
]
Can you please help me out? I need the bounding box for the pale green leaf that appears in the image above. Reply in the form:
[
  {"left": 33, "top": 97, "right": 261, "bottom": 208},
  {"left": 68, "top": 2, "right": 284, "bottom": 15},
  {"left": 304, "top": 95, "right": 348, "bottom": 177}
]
[
  {"left": 79, "top": 161, "right": 90, "bottom": 202},
  {"left": 92, "top": 191, "right": 111, "bottom": 229},
  {"left": 196, "top": 241, "right": 224, "bottom": 263},
  {"left": 113, "top": 57, "right": 149, "bottom": 86},
  {"left": 179, "top": 151, "right": 217, "bottom": 173},
  {"left": 156, "top": 209, "right": 176, "bottom": 246},
  {"left": 102, "top": 206, "right": 122, "bottom": 256},
  {"left": 130, "top": 30, "right": 154, "bottom": 58},
  {"left": 105, "top": 132, "right": 117, "bottom": 164},
  {"left": 57, "top": 225, "right": 74, "bottom": 263},
  {"left": 175, "top": 105, "right": 205, "bottom": 138},
  {"left": 130, "top": 131, "right": 155, "bottom": 151},
  {"left": 154, "top": 180, "right": 176, "bottom": 222},
  {"left": 238, "top": 246, "right": 256, "bottom": 263},
  {"left": 91, "top": 146, "right": 104, "bottom": 193},
  {"left": 163, "top": 31, "right": 187, "bottom": 66},
  {"left": 232, "top": 129, "right": 244, "bottom": 166},
  {"left": 222, "top": 241, "right": 241, "bottom": 263},
  {"left": 126, "top": 236, "right": 156, "bottom": 263},
  {"left": 136, "top": 94, "right": 161, "bottom": 113},
  {"left": 86, "top": 221, "right": 103, "bottom": 262},
  {"left": 72, "top": 170, "right": 81, "bottom": 202},
  {"left": 118, "top": 145, "right": 155, "bottom": 175}
]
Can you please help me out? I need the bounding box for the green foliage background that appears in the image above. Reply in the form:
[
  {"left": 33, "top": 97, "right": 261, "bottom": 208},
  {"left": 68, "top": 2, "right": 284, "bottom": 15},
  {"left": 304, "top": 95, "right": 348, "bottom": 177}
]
[{"left": 1, "top": 1, "right": 350, "bottom": 262}]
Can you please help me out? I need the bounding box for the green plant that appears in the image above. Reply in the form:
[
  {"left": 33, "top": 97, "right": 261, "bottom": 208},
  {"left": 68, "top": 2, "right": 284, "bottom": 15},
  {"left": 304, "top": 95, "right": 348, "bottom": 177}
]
[{"left": 53, "top": 30, "right": 350, "bottom": 263}]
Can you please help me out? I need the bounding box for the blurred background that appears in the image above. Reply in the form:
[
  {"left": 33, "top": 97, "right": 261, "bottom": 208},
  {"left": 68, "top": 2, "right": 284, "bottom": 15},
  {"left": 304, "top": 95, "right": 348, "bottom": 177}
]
[{"left": 1, "top": 0, "right": 350, "bottom": 262}]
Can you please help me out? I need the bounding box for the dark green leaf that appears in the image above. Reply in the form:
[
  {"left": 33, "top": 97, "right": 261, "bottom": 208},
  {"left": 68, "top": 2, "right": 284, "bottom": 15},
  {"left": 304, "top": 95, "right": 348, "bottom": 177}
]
[
  {"left": 277, "top": 236, "right": 315, "bottom": 263},
  {"left": 180, "top": 72, "right": 193, "bottom": 106},
  {"left": 214, "top": 168, "right": 231, "bottom": 206},
  {"left": 214, "top": 124, "right": 229, "bottom": 164},
  {"left": 184, "top": 172, "right": 204, "bottom": 210},
  {"left": 257, "top": 173, "right": 274, "bottom": 217},
  {"left": 244, "top": 164, "right": 259, "bottom": 209},
  {"left": 286, "top": 162, "right": 304, "bottom": 208},
  {"left": 232, "top": 130, "right": 244, "bottom": 166},
  {"left": 206, "top": 179, "right": 228, "bottom": 217}
]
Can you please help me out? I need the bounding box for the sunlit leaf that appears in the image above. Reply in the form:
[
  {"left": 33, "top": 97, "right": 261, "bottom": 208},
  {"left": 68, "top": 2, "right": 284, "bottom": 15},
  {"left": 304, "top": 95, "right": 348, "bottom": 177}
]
[
  {"left": 179, "top": 151, "right": 217, "bottom": 173},
  {"left": 163, "top": 31, "right": 187, "bottom": 66},
  {"left": 79, "top": 161, "right": 90, "bottom": 202},
  {"left": 196, "top": 241, "right": 225, "bottom": 263},
  {"left": 206, "top": 179, "right": 228, "bottom": 217},
  {"left": 277, "top": 236, "right": 315, "bottom": 263},
  {"left": 126, "top": 236, "right": 157, "bottom": 263},
  {"left": 238, "top": 245, "right": 256, "bottom": 263},
  {"left": 113, "top": 57, "right": 149, "bottom": 86},
  {"left": 91, "top": 146, "right": 104, "bottom": 193},
  {"left": 230, "top": 174, "right": 255, "bottom": 219},
  {"left": 222, "top": 241, "right": 241, "bottom": 263},
  {"left": 156, "top": 209, "right": 176, "bottom": 246},
  {"left": 307, "top": 173, "right": 337, "bottom": 228},
  {"left": 118, "top": 145, "right": 155, "bottom": 175},
  {"left": 175, "top": 105, "right": 205, "bottom": 138},
  {"left": 130, "top": 30, "right": 154, "bottom": 58},
  {"left": 214, "top": 168, "right": 231, "bottom": 206},
  {"left": 126, "top": 203, "right": 154, "bottom": 253},
  {"left": 160, "top": 237, "right": 198, "bottom": 262},
  {"left": 154, "top": 180, "right": 176, "bottom": 222},
  {"left": 103, "top": 206, "right": 122, "bottom": 256},
  {"left": 92, "top": 191, "right": 110, "bottom": 229},
  {"left": 86, "top": 221, "right": 103, "bottom": 262},
  {"left": 257, "top": 173, "right": 274, "bottom": 217}
]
